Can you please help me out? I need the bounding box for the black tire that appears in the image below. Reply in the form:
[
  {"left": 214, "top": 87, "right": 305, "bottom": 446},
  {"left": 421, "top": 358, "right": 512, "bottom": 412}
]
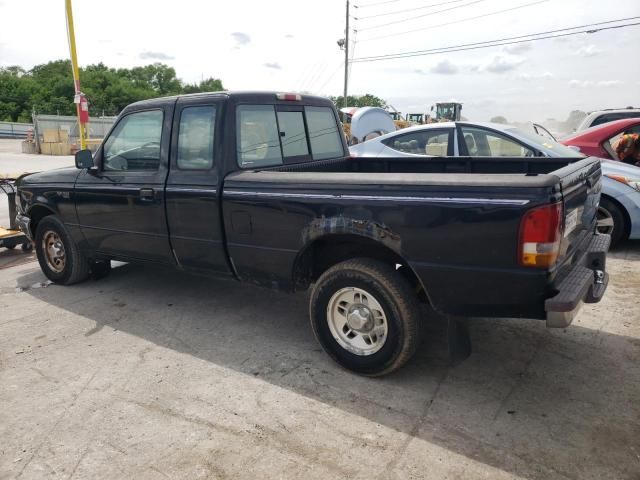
[
  {"left": 90, "top": 259, "right": 112, "bottom": 280},
  {"left": 35, "top": 216, "right": 89, "bottom": 285},
  {"left": 310, "top": 258, "right": 422, "bottom": 376},
  {"left": 21, "top": 241, "right": 33, "bottom": 252},
  {"left": 598, "top": 197, "right": 627, "bottom": 246},
  {"left": 5, "top": 244, "right": 16, "bottom": 250}
]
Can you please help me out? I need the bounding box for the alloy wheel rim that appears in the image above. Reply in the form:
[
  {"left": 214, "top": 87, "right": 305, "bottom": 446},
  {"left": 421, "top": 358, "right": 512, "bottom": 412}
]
[
  {"left": 42, "top": 230, "right": 66, "bottom": 273},
  {"left": 327, "top": 287, "right": 388, "bottom": 356},
  {"left": 596, "top": 206, "right": 614, "bottom": 235}
]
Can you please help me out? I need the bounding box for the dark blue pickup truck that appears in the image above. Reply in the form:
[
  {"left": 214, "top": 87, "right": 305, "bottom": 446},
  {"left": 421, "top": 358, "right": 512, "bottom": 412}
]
[{"left": 15, "top": 92, "right": 609, "bottom": 375}]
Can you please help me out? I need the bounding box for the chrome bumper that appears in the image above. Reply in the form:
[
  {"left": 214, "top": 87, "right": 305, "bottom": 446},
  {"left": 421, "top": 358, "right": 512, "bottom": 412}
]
[{"left": 16, "top": 213, "right": 32, "bottom": 241}]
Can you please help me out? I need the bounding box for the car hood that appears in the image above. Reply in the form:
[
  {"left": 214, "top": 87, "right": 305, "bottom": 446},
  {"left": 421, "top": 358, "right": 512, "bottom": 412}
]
[
  {"left": 17, "top": 166, "right": 80, "bottom": 187},
  {"left": 600, "top": 159, "right": 640, "bottom": 178}
]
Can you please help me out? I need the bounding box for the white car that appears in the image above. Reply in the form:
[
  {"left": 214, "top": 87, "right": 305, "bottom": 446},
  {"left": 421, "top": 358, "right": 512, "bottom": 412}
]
[{"left": 575, "top": 108, "right": 640, "bottom": 132}]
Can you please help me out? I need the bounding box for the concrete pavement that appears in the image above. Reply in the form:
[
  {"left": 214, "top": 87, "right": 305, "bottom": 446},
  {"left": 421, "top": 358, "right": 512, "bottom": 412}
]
[
  {"left": 0, "top": 242, "right": 639, "bottom": 479},
  {"left": 0, "top": 139, "right": 74, "bottom": 178}
]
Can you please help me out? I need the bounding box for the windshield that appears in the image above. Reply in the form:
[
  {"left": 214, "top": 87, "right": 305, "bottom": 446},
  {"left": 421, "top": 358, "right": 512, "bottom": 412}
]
[
  {"left": 505, "top": 127, "right": 585, "bottom": 158},
  {"left": 437, "top": 105, "right": 455, "bottom": 119}
]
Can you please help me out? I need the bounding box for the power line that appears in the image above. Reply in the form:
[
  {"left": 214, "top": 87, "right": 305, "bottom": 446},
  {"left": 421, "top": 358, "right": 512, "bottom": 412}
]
[
  {"left": 357, "top": 16, "right": 638, "bottom": 57},
  {"left": 354, "top": 0, "right": 467, "bottom": 20},
  {"left": 358, "top": 0, "right": 549, "bottom": 42},
  {"left": 356, "top": 0, "right": 486, "bottom": 31},
  {"left": 315, "top": 61, "right": 345, "bottom": 93},
  {"left": 351, "top": 20, "right": 640, "bottom": 62},
  {"left": 354, "top": 0, "right": 407, "bottom": 8}
]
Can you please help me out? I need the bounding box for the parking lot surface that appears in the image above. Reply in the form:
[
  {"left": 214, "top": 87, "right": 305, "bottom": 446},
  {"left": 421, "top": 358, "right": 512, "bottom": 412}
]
[
  {"left": 0, "top": 140, "right": 73, "bottom": 179},
  {"left": 0, "top": 241, "right": 639, "bottom": 479}
]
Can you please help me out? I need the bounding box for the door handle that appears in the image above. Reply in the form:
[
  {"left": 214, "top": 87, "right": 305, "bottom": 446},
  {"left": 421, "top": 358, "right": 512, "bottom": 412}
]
[{"left": 139, "top": 188, "right": 155, "bottom": 202}]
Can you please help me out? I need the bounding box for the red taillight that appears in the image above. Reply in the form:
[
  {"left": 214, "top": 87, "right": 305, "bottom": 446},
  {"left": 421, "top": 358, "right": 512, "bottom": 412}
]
[
  {"left": 518, "top": 202, "right": 563, "bottom": 268},
  {"left": 276, "top": 93, "right": 302, "bottom": 101}
]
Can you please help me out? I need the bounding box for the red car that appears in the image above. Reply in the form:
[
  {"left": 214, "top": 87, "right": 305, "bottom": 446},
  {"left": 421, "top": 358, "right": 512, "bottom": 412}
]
[{"left": 560, "top": 118, "right": 640, "bottom": 159}]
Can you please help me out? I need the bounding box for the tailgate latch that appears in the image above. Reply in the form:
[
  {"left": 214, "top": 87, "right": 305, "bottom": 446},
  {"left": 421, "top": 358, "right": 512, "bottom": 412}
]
[{"left": 594, "top": 270, "right": 605, "bottom": 285}]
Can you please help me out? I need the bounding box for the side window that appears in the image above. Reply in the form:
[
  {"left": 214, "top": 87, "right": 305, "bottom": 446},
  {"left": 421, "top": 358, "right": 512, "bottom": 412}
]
[
  {"left": 277, "top": 111, "right": 309, "bottom": 158},
  {"left": 306, "top": 106, "right": 345, "bottom": 160},
  {"left": 460, "top": 126, "right": 533, "bottom": 157},
  {"left": 103, "top": 110, "right": 163, "bottom": 171},
  {"left": 608, "top": 125, "right": 640, "bottom": 154},
  {"left": 177, "top": 106, "right": 216, "bottom": 170},
  {"left": 384, "top": 129, "right": 450, "bottom": 156},
  {"left": 237, "top": 105, "right": 283, "bottom": 168},
  {"left": 592, "top": 113, "right": 630, "bottom": 127}
]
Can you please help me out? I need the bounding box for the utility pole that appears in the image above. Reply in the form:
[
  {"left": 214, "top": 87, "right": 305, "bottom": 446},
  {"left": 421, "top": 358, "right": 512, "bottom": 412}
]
[
  {"left": 343, "top": 0, "right": 349, "bottom": 111},
  {"left": 65, "top": 0, "right": 87, "bottom": 150}
]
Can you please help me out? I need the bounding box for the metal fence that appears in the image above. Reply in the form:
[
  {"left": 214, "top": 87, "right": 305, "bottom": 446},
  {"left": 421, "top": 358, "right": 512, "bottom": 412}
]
[
  {"left": 0, "top": 121, "right": 33, "bottom": 139},
  {"left": 33, "top": 114, "right": 117, "bottom": 144}
]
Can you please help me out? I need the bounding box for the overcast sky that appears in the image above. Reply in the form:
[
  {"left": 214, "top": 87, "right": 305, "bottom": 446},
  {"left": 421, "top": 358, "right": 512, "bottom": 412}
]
[{"left": 0, "top": 0, "right": 638, "bottom": 122}]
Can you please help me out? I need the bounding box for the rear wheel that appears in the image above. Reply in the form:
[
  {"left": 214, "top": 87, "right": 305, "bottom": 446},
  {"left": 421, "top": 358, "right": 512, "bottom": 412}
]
[
  {"left": 35, "top": 216, "right": 89, "bottom": 285},
  {"left": 309, "top": 258, "right": 422, "bottom": 376},
  {"left": 597, "top": 197, "right": 626, "bottom": 246}
]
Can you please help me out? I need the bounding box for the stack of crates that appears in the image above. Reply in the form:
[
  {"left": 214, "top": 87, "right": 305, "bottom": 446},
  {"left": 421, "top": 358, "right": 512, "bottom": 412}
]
[{"left": 40, "top": 129, "right": 72, "bottom": 155}]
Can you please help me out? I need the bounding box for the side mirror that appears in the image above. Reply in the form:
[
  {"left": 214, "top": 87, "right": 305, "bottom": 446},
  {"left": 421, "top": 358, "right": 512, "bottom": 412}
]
[{"left": 75, "top": 149, "right": 94, "bottom": 169}]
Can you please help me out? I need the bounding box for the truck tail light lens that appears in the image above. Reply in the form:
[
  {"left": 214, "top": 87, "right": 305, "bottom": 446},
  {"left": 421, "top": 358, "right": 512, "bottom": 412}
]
[
  {"left": 276, "top": 93, "right": 302, "bottom": 101},
  {"left": 519, "top": 202, "right": 563, "bottom": 268}
]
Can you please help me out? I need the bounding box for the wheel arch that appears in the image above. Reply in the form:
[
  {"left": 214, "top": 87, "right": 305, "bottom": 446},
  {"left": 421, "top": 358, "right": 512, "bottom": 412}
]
[
  {"left": 601, "top": 193, "right": 631, "bottom": 240},
  {"left": 28, "top": 204, "right": 57, "bottom": 237},
  {"left": 292, "top": 233, "right": 430, "bottom": 304}
]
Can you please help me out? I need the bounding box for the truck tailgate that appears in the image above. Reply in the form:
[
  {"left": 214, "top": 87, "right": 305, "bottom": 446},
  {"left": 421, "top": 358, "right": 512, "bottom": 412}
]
[{"left": 554, "top": 157, "right": 602, "bottom": 270}]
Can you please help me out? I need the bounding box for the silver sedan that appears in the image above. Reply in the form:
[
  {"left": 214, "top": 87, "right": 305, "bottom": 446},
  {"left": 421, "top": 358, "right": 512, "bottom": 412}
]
[{"left": 349, "top": 121, "right": 582, "bottom": 159}]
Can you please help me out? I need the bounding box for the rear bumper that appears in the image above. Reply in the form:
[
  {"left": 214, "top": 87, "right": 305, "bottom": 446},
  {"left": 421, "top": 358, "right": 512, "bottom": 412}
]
[
  {"left": 16, "top": 213, "right": 32, "bottom": 241},
  {"left": 545, "top": 233, "right": 611, "bottom": 328}
]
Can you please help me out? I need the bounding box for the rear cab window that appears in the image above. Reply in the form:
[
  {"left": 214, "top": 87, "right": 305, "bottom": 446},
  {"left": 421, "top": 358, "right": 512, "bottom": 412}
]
[{"left": 236, "top": 104, "right": 345, "bottom": 168}]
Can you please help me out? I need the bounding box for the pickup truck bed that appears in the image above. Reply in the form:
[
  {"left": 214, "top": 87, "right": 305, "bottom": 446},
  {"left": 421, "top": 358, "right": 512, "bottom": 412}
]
[
  {"left": 224, "top": 155, "right": 605, "bottom": 321},
  {"left": 15, "top": 91, "right": 609, "bottom": 375}
]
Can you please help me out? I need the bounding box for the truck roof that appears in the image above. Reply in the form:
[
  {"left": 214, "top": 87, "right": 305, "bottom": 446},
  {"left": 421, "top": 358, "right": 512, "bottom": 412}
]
[{"left": 127, "top": 91, "right": 334, "bottom": 109}]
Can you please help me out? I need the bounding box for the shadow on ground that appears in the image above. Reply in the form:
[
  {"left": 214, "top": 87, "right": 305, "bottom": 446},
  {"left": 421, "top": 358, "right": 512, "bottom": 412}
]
[{"left": 16, "top": 240, "right": 640, "bottom": 480}]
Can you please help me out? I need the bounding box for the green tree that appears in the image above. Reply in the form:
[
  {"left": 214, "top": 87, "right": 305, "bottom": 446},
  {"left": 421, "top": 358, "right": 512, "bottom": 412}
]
[
  {"left": 330, "top": 93, "right": 387, "bottom": 109},
  {"left": 0, "top": 60, "right": 226, "bottom": 121},
  {"left": 182, "top": 77, "right": 225, "bottom": 94}
]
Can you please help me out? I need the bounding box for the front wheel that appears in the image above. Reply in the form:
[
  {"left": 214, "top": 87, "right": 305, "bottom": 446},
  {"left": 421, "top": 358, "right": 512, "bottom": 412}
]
[
  {"left": 35, "top": 216, "right": 89, "bottom": 285},
  {"left": 309, "top": 258, "right": 422, "bottom": 376}
]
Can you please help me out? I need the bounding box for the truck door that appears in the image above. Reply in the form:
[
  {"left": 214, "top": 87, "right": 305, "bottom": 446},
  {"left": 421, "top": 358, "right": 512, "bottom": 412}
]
[
  {"left": 74, "top": 102, "right": 174, "bottom": 263},
  {"left": 165, "top": 97, "right": 231, "bottom": 275}
]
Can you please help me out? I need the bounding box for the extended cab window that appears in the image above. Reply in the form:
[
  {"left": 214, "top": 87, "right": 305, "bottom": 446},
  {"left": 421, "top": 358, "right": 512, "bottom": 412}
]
[
  {"left": 177, "top": 106, "right": 216, "bottom": 170},
  {"left": 237, "top": 105, "right": 283, "bottom": 168},
  {"left": 103, "top": 110, "right": 163, "bottom": 171},
  {"left": 237, "top": 104, "right": 344, "bottom": 168}
]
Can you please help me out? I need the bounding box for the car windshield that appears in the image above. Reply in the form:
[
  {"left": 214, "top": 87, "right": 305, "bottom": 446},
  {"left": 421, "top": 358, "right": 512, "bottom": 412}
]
[{"left": 505, "top": 127, "right": 585, "bottom": 158}]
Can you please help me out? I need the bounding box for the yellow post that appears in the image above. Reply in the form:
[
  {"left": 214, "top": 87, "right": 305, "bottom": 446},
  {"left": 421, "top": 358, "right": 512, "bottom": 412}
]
[{"left": 65, "top": 0, "right": 87, "bottom": 150}]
